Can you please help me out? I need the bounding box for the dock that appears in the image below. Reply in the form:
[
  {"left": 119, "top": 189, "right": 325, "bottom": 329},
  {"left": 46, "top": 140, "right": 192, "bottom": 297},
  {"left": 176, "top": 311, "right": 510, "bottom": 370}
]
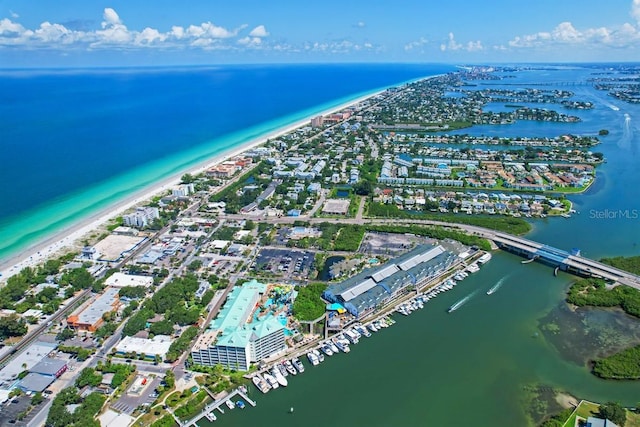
[{"left": 182, "top": 388, "right": 255, "bottom": 427}]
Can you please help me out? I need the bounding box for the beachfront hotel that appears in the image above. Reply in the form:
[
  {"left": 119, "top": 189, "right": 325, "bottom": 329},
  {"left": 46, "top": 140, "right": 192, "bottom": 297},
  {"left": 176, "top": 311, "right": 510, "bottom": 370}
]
[
  {"left": 323, "top": 244, "right": 459, "bottom": 318},
  {"left": 190, "top": 280, "right": 286, "bottom": 371}
]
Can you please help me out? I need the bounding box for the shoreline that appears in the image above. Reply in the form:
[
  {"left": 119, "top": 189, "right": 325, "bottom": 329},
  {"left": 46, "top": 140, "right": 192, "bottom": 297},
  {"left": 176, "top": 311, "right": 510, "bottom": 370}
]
[{"left": 0, "top": 76, "right": 429, "bottom": 280}]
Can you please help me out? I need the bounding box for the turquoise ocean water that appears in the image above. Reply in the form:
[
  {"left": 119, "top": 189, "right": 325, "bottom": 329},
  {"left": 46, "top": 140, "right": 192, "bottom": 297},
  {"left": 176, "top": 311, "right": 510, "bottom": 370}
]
[{"left": 0, "top": 64, "right": 453, "bottom": 262}]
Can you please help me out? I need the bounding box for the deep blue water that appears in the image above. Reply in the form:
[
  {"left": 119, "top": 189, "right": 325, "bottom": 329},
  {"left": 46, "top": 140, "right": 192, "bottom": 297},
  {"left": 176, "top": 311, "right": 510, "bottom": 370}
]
[{"left": 0, "top": 63, "right": 453, "bottom": 260}]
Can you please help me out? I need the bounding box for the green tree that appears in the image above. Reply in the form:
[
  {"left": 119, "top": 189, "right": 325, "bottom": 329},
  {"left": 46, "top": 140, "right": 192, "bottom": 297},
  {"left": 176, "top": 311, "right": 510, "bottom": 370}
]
[
  {"left": 164, "top": 370, "right": 175, "bottom": 388},
  {"left": 599, "top": 402, "right": 626, "bottom": 426},
  {"left": 31, "top": 392, "right": 44, "bottom": 405},
  {"left": 75, "top": 367, "right": 103, "bottom": 388},
  {"left": 181, "top": 173, "right": 195, "bottom": 184},
  {"left": 0, "top": 315, "right": 28, "bottom": 339}
]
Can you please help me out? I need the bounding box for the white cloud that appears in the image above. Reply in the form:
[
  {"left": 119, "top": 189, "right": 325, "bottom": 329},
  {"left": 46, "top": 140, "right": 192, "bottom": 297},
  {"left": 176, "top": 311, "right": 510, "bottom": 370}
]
[
  {"left": 0, "top": 18, "right": 26, "bottom": 35},
  {"left": 238, "top": 36, "right": 262, "bottom": 46},
  {"left": 102, "top": 8, "right": 122, "bottom": 27},
  {"left": 0, "top": 8, "right": 268, "bottom": 52},
  {"left": 404, "top": 37, "right": 428, "bottom": 51},
  {"left": 632, "top": 0, "right": 640, "bottom": 23},
  {"left": 356, "top": 21, "right": 366, "bottom": 28},
  {"left": 440, "top": 32, "right": 483, "bottom": 52},
  {"left": 9, "top": 10, "right": 19, "bottom": 19},
  {"left": 508, "top": 20, "right": 640, "bottom": 49},
  {"left": 248, "top": 25, "right": 269, "bottom": 37},
  {"left": 508, "top": 1, "right": 640, "bottom": 51}
]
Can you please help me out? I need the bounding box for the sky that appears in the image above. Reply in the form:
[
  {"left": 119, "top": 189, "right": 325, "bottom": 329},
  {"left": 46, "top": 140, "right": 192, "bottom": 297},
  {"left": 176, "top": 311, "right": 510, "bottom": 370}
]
[{"left": 1, "top": 0, "right": 640, "bottom": 67}]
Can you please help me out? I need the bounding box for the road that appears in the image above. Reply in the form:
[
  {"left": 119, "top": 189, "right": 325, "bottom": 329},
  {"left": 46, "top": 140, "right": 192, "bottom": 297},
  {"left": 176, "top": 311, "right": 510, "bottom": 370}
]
[{"left": 0, "top": 289, "right": 91, "bottom": 369}]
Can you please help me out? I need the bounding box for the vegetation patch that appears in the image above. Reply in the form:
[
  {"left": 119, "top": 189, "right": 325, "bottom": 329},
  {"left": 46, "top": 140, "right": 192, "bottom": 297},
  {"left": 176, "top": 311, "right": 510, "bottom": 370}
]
[
  {"left": 600, "top": 255, "right": 640, "bottom": 276},
  {"left": 593, "top": 345, "right": 640, "bottom": 380},
  {"left": 364, "top": 224, "right": 492, "bottom": 251},
  {"left": 292, "top": 282, "right": 327, "bottom": 321},
  {"left": 367, "top": 202, "right": 532, "bottom": 235},
  {"left": 566, "top": 278, "right": 640, "bottom": 318}
]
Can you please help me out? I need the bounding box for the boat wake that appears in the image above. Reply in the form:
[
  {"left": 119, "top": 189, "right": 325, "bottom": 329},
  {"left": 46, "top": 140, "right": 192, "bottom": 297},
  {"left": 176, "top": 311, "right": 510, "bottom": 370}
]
[
  {"left": 486, "top": 275, "right": 509, "bottom": 295},
  {"left": 448, "top": 290, "right": 478, "bottom": 313}
]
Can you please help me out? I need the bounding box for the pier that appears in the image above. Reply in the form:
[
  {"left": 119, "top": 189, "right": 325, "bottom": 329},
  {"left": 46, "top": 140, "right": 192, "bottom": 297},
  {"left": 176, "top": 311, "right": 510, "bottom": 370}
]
[{"left": 182, "top": 388, "right": 256, "bottom": 427}]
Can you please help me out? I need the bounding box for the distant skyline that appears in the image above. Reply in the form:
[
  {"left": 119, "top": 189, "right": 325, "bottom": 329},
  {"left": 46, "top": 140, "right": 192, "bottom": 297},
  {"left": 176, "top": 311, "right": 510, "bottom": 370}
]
[{"left": 1, "top": 0, "right": 640, "bottom": 67}]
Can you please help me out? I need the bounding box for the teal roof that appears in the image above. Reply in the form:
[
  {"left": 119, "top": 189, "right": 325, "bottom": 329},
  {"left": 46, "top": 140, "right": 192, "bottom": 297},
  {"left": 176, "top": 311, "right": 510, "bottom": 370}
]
[
  {"left": 208, "top": 279, "right": 283, "bottom": 349},
  {"left": 210, "top": 279, "right": 267, "bottom": 331}
]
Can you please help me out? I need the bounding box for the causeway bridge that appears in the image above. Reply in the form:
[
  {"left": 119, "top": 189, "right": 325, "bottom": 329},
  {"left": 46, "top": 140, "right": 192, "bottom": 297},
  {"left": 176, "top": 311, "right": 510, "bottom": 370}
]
[
  {"left": 219, "top": 213, "right": 640, "bottom": 289},
  {"left": 489, "top": 232, "right": 640, "bottom": 288}
]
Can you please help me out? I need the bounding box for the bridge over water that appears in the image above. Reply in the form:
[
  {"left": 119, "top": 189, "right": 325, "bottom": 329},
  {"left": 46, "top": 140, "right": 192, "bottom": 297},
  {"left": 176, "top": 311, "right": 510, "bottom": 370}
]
[
  {"left": 220, "top": 213, "right": 640, "bottom": 289},
  {"left": 490, "top": 232, "right": 640, "bottom": 289}
]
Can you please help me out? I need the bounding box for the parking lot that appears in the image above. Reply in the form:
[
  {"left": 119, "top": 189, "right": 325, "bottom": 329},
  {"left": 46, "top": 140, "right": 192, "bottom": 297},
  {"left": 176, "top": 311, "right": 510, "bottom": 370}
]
[
  {"left": 110, "top": 375, "right": 162, "bottom": 415},
  {"left": 0, "top": 394, "right": 46, "bottom": 426},
  {"left": 253, "top": 248, "right": 315, "bottom": 280}
]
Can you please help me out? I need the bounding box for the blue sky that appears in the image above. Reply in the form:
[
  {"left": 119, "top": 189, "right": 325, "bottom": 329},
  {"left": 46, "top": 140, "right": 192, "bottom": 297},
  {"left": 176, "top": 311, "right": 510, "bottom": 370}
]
[{"left": 1, "top": 0, "right": 639, "bottom": 66}]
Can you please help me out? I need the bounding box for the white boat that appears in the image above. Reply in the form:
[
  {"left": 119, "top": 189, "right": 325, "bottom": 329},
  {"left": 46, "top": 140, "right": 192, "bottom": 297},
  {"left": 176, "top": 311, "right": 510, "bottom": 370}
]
[
  {"left": 225, "top": 400, "right": 236, "bottom": 409},
  {"left": 272, "top": 366, "right": 288, "bottom": 387},
  {"left": 320, "top": 343, "right": 334, "bottom": 356},
  {"left": 312, "top": 348, "right": 324, "bottom": 363},
  {"left": 252, "top": 374, "right": 270, "bottom": 393},
  {"left": 333, "top": 337, "right": 351, "bottom": 353},
  {"left": 355, "top": 325, "right": 371, "bottom": 337},
  {"left": 292, "top": 357, "right": 305, "bottom": 373},
  {"left": 278, "top": 362, "right": 288, "bottom": 377},
  {"left": 466, "top": 263, "right": 480, "bottom": 273},
  {"left": 477, "top": 253, "right": 492, "bottom": 265},
  {"left": 328, "top": 341, "right": 340, "bottom": 353},
  {"left": 344, "top": 329, "right": 359, "bottom": 344},
  {"left": 284, "top": 359, "right": 297, "bottom": 375},
  {"left": 307, "top": 351, "right": 319, "bottom": 366},
  {"left": 367, "top": 323, "right": 378, "bottom": 333},
  {"left": 263, "top": 372, "right": 279, "bottom": 389}
]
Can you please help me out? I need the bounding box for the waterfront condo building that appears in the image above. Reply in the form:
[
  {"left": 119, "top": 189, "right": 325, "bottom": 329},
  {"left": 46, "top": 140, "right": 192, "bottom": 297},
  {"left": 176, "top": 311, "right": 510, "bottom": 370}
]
[
  {"left": 190, "top": 280, "right": 286, "bottom": 370},
  {"left": 122, "top": 206, "right": 160, "bottom": 228}
]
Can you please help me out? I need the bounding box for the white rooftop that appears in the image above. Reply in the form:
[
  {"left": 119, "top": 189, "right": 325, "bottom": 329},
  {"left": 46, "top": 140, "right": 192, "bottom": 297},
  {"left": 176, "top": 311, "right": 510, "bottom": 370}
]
[{"left": 105, "top": 272, "right": 154, "bottom": 288}]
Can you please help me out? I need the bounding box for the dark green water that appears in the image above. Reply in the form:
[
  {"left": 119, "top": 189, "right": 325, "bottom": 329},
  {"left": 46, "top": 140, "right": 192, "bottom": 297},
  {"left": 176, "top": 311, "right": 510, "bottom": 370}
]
[{"left": 202, "top": 66, "right": 640, "bottom": 427}]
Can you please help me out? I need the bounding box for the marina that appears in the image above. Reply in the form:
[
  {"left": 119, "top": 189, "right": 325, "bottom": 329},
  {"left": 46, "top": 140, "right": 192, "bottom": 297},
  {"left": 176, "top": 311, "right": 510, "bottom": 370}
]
[{"left": 184, "top": 388, "right": 256, "bottom": 427}]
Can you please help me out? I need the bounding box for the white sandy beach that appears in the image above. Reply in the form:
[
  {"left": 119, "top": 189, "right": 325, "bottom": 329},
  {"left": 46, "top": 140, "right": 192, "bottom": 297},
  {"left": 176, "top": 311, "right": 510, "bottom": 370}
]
[{"left": 0, "top": 85, "right": 395, "bottom": 281}]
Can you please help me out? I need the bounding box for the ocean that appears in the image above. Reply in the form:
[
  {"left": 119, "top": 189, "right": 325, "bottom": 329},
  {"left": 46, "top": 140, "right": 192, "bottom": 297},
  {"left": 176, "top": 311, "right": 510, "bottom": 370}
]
[
  {"left": 196, "top": 65, "right": 640, "bottom": 426},
  {"left": 0, "top": 63, "right": 454, "bottom": 261},
  {"left": 4, "top": 63, "right": 640, "bottom": 426}
]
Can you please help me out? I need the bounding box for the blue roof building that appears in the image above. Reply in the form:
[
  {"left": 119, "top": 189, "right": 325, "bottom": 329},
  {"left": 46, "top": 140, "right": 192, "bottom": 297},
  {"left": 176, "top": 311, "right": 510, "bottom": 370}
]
[{"left": 323, "top": 245, "right": 458, "bottom": 318}]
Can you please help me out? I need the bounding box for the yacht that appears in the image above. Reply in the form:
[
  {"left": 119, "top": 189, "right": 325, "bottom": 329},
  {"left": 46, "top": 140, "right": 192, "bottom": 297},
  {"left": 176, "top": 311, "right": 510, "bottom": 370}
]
[
  {"left": 284, "top": 359, "right": 297, "bottom": 375},
  {"left": 272, "top": 366, "right": 288, "bottom": 387},
  {"left": 292, "top": 357, "right": 305, "bottom": 373},
  {"left": 251, "top": 374, "right": 270, "bottom": 393},
  {"left": 355, "top": 325, "right": 371, "bottom": 338},
  {"left": 466, "top": 263, "right": 480, "bottom": 273},
  {"left": 307, "top": 351, "right": 320, "bottom": 366},
  {"left": 477, "top": 253, "right": 492, "bottom": 265},
  {"left": 312, "top": 348, "right": 324, "bottom": 363},
  {"left": 344, "top": 329, "right": 359, "bottom": 344},
  {"left": 320, "top": 343, "right": 334, "bottom": 356},
  {"left": 277, "top": 362, "right": 288, "bottom": 377},
  {"left": 262, "top": 372, "right": 279, "bottom": 389},
  {"left": 328, "top": 341, "right": 340, "bottom": 354},
  {"left": 333, "top": 337, "right": 351, "bottom": 353},
  {"left": 367, "top": 323, "right": 378, "bottom": 333},
  {"left": 225, "top": 400, "right": 235, "bottom": 409}
]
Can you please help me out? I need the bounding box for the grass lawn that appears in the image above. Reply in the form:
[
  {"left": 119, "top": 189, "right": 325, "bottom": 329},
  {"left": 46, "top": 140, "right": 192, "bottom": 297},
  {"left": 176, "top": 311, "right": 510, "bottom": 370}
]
[
  {"left": 560, "top": 401, "right": 640, "bottom": 427},
  {"left": 626, "top": 411, "right": 640, "bottom": 427}
]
